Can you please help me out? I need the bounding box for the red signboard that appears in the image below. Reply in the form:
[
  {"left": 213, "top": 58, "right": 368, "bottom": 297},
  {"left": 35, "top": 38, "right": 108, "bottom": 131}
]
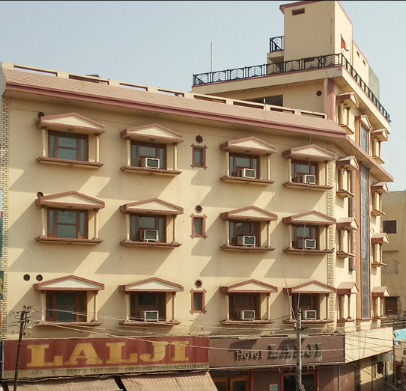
[{"left": 3, "top": 336, "right": 209, "bottom": 379}]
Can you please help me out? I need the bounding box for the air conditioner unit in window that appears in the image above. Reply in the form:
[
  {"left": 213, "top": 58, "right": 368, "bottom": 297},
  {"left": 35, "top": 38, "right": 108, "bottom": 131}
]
[
  {"left": 237, "top": 310, "right": 255, "bottom": 321},
  {"left": 303, "top": 310, "right": 317, "bottom": 320},
  {"left": 301, "top": 174, "right": 316, "bottom": 184},
  {"left": 238, "top": 168, "right": 256, "bottom": 179},
  {"left": 140, "top": 310, "right": 159, "bottom": 322},
  {"left": 141, "top": 157, "right": 160, "bottom": 168},
  {"left": 304, "top": 239, "right": 317, "bottom": 249},
  {"left": 142, "top": 229, "right": 159, "bottom": 242},
  {"left": 237, "top": 236, "right": 256, "bottom": 247}
]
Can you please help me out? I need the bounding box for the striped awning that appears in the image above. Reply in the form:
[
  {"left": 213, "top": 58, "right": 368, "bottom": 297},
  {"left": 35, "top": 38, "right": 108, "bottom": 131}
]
[
  {"left": 9, "top": 378, "right": 120, "bottom": 390},
  {"left": 121, "top": 371, "right": 218, "bottom": 391}
]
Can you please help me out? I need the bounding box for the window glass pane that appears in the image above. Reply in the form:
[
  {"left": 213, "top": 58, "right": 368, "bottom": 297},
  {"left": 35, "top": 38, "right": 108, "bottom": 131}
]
[
  {"left": 55, "top": 292, "right": 76, "bottom": 321},
  {"left": 235, "top": 156, "right": 251, "bottom": 168},
  {"left": 361, "top": 164, "right": 370, "bottom": 317},
  {"left": 139, "top": 145, "right": 157, "bottom": 157},
  {"left": 194, "top": 218, "right": 202, "bottom": 235},
  {"left": 46, "top": 294, "right": 54, "bottom": 320},
  {"left": 158, "top": 217, "right": 165, "bottom": 241},
  {"left": 79, "top": 211, "right": 86, "bottom": 237},
  {"left": 232, "top": 380, "right": 247, "bottom": 391},
  {"left": 48, "top": 210, "right": 55, "bottom": 235},
  {"left": 138, "top": 293, "right": 156, "bottom": 306},
  {"left": 298, "top": 294, "right": 312, "bottom": 306},
  {"left": 58, "top": 135, "right": 77, "bottom": 148},
  {"left": 139, "top": 216, "right": 156, "bottom": 229},
  {"left": 193, "top": 292, "right": 202, "bottom": 310},
  {"left": 158, "top": 147, "right": 165, "bottom": 168},
  {"left": 57, "top": 210, "right": 76, "bottom": 224},
  {"left": 297, "top": 226, "right": 310, "bottom": 237},
  {"left": 383, "top": 220, "right": 397, "bottom": 234},
  {"left": 235, "top": 293, "right": 250, "bottom": 307},
  {"left": 194, "top": 149, "right": 202, "bottom": 165},
  {"left": 131, "top": 144, "right": 137, "bottom": 166},
  {"left": 49, "top": 134, "right": 55, "bottom": 158},
  {"left": 58, "top": 147, "right": 78, "bottom": 161},
  {"left": 79, "top": 139, "right": 86, "bottom": 161},
  {"left": 57, "top": 225, "right": 77, "bottom": 238},
  {"left": 361, "top": 125, "right": 369, "bottom": 151},
  {"left": 296, "top": 163, "right": 311, "bottom": 174}
]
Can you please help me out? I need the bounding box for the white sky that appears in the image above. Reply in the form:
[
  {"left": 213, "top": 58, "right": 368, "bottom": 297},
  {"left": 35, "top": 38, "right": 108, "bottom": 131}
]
[{"left": 1, "top": 1, "right": 405, "bottom": 191}]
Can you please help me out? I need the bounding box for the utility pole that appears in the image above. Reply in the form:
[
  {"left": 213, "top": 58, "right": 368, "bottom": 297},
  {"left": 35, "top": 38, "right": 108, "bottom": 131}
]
[
  {"left": 296, "top": 308, "right": 306, "bottom": 391},
  {"left": 13, "top": 305, "right": 31, "bottom": 391}
]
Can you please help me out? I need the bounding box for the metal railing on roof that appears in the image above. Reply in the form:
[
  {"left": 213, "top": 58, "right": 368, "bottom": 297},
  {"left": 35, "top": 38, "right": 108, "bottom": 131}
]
[{"left": 192, "top": 53, "right": 390, "bottom": 123}]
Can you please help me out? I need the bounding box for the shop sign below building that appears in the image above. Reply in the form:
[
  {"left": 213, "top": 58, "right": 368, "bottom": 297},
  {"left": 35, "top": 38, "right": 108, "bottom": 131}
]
[{"left": 3, "top": 336, "right": 209, "bottom": 379}]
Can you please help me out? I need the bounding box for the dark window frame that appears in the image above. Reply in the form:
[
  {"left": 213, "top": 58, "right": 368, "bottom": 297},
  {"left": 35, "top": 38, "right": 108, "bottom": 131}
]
[
  {"left": 47, "top": 208, "right": 88, "bottom": 239},
  {"left": 191, "top": 215, "right": 207, "bottom": 238},
  {"left": 48, "top": 130, "right": 88, "bottom": 162},
  {"left": 229, "top": 153, "right": 260, "bottom": 178},
  {"left": 229, "top": 292, "right": 260, "bottom": 321},
  {"left": 130, "top": 214, "right": 166, "bottom": 242},
  {"left": 291, "top": 159, "right": 318, "bottom": 183},
  {"left": 130, "top": 292, "right": 166, "bottom": 321},
  {"left": 190, "top": 289, "right": 207, "bottom": 314},
  {"left": 191, "top": 144, "right": 207, "bottom": 169},
  {"left": 229, "top": 220, "right": 260, "bottom": 247},
  {"left": 291, "top": 225, "right": 319, "bottom": 249},
  {"left": 383, "top": 220, "right": 397, "bottom": 234},
  {"left": 130, "top": 141, "right": 166, "bottom": 169},
  {"left": 46, "top": 291, "right": 87, "bottom": 322}
]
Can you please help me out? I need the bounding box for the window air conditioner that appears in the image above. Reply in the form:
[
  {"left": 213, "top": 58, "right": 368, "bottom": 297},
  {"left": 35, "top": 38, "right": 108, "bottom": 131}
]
[
  {"left": 237, "top": 310, "right": 255, "bottom": 321},
  {"left": 303, "top": 310, "right": 317, "bottom": 320},
  {"left": 142, "top": 229, "right": 159, "bottom": 242},
  {"left": 140, "top": 310, "right": 159, "bottom": 322},
  {"left": 141, "top": 157, "right": 160, "bottom": 168},
  {"left": 239, "top": 168, "right": 256, "bottom": 179},
  {"left": 301, "top": 174, "right": 316, "bottom": 184},
  {"left": 304, "top": 239, "right": 317, "bottom": 249},
  {"left": 237, "top": 235, "right": 256, "bottom": 247}
]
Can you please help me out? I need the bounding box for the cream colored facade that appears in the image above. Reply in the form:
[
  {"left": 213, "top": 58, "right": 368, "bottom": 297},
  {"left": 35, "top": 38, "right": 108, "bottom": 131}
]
[{"left": 0, "top": 1, "right": 395, "bottom": 391}]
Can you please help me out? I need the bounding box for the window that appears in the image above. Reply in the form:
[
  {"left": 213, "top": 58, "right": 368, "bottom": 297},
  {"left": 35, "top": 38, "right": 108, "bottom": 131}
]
[
  {"left": 371, "top": 233, "right": 389, "bottom": 266},
  {"left": 229, "top": 154, "right": 259, "bottom": 178},
  {"left": 191, "top": 215, "right": 207, "bottom": 238},
  {"left": 291, "top": 160, "right": 317, "bottom": 183},
  {"left": 220, "top": 280, "right": 277, "bottom": 324},
  {"left": 220, "top": 137, "right": 276, "bottom": 184},
  {"left": 229, "top": 293, "right": 259, "bottom": 321},
  {"left": 371, "top": 182, "right": 389, "bottom": 216},
  {"left": 120, "top": 198, "right": 183, "bottom": 248},
  {"left": 385, "top": 297, "right": 399, "bottom": 316},
  {"left": 213, "top": 376, "right": 249, "bottom": 391},
  {"left": 371, "top": 129, "right": 388, "bottom": 164},
  {"left": 130, "top": 292, "right": 165, "bottom": 321},
  {"left": 36, "top": 112, "right": 104, "bottom": 168},
  {"left": 282, "top": 144, "right": 334, "bottom": 190},
  {"left": 220, "top": 207, "right": 278, "bottom": 252},
  {"left": 372, "top": 286, "right": 390, "bottom": 318},
  {"left": 291, "top": 225, "right": 318, "bottom": 249},
  {"left": 230, "top": 221, "right": 259, "bottom": 247},
  {"left": 283, "top": 281, "right": 336, "bottom": 323},
  {"left": 357, "top": 115, "right": 372, "bottom": 153},
  {"left": 283, "top": 211, "right": 336, "bottom": 254},
  {"left": 383, "top": 220, "right": 397, "bottom": 234},
  {"left": 336, "top": 156, "right": 359, "bottom": 198},
  {"left": 48, "top": 209, "right": 88, "bottom": 239},
  {"left": 337, "top": 282, "right": 358, "bottom": 321},
  {"left": 120, "top": 124, "right": 183, "bottom": 176},
  {"left": 130, "top": 215, "right": 166, "bottom": 242},
  {"left": 336, "top": 217, "right": 358, "bottom": 258},
  {"left": 46, "top": 291, "right": 86, "bottom": 322},
  {"left": 35, "top": 191, "right": 105, "bottom": 244},
  {"left": 34, "top": 275, "right": 104, "bottom": 326},
  {"left": 119, "top": 277, "right": 183, "bottom": 325},
  {"left": 191, "top": 290, "right": 207, "bottom": 314},
  {"left": 49, "top": 131, "right": 88, "bottom": 161},
  {"left": 192, "top": 144, "right": 207, "bottom": 169},
  {"left": 131, "top": 141, "right": 166, "bottom": 169}
]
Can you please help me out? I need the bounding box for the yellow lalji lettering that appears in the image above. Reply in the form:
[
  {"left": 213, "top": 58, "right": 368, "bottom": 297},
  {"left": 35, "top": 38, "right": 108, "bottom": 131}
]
[
  {"left": 27, "top": 344, "right": 63, "bottom": 367},
  {"left": 171, "top": 341, "right": 190, "bottom": 362},
  {"left": 64, "top": 343, "right": 103, "bottom": 365},
  {"left": 105, "top": 342, "right": 138, "bottom": 364},
  {"left": 139, "top": 341, "right": 168, "bottom": 362}
]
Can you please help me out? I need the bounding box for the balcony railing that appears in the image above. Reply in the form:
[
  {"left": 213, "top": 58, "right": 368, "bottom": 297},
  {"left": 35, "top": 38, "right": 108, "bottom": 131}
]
[
  {"left": 269, "top": 36, "right": 284, "bottom": 53},
  {"left": 193, "top": 53, "right": 390, "bottom": 123}
]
